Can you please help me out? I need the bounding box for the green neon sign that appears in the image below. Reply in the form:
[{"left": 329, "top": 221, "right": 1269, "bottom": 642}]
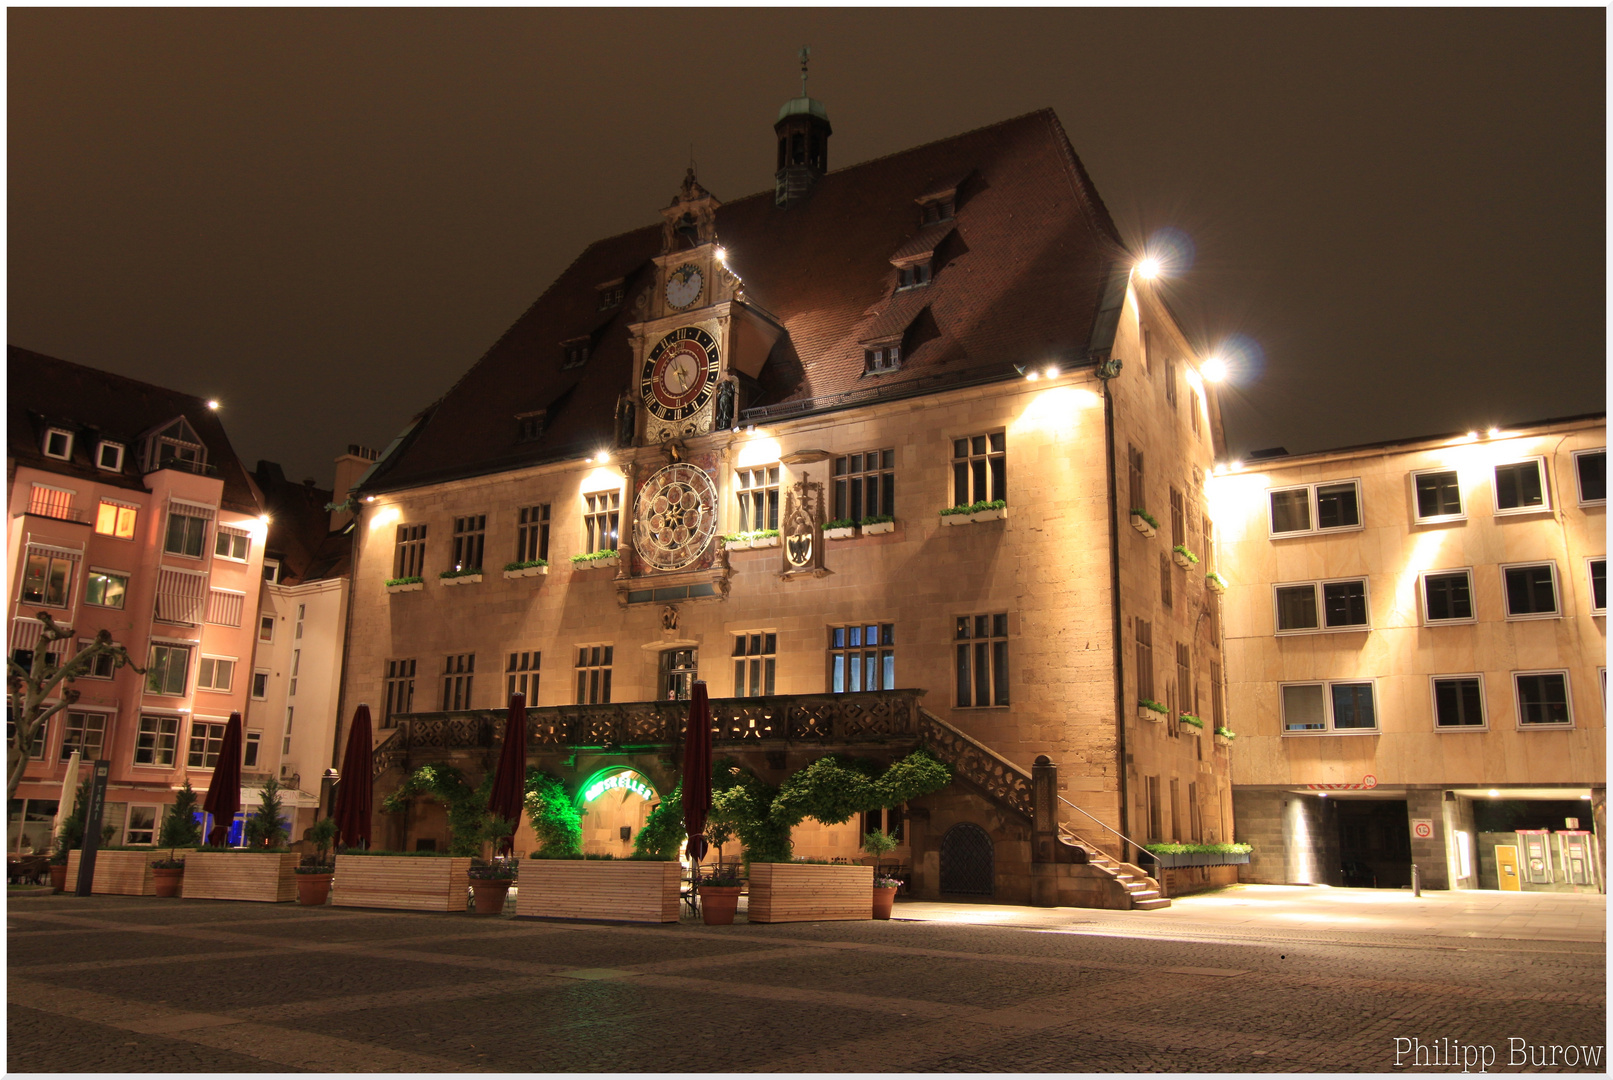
[{"left": 582, "top": 772, "right": 655, "bottom": 804}]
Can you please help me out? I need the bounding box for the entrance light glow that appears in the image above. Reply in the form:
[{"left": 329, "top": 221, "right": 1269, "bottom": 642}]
[{"left": 583, "top": 772, "right": 655, "bottom": 803}]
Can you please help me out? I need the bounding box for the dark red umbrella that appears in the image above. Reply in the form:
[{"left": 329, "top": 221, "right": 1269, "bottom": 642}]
[
  {"left": 333, "top": 704, "right": 374, "bottom": 850},
  {"left": 682, "top": 681, "right": 713, "bottom": 865},
  {"left": 486, "top": 691, "right": 528, "bottom": 855},
  {"left": 202, "top": 712, "right": 243, "bottom": 846}
]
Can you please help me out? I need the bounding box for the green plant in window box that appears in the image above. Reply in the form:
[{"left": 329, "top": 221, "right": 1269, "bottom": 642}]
[
  {"left": 503, "top": 559, "right": 549, "bottom": 571},
  {"left": 1130, "top": 509, "right": 1158, "bottom": 527},
  {"left": 569, "top": 549, "right": 619, "bottom": 565},
  {"left": 438, "top": 566, "right": 483, "bottom": 579},
  {"left": 823, "top": 518, "right": 857, "bottom": 540},
  {"left": 1129, "top": 508, "right": 1159, "bottom": 537},
  {"left": 1178, "top": 714, "right": 1204, "bottom": 729},
  {"left": 860, "top": 514, "right": 895, "bottom": 526},
  {"left": 1214, "top": 726, "right": 1236, "bottom": 741},
  {"left": 1171, "top": 544, "right": 1200, "bottom": 567},
  {"left": 1205, "top": 570, "right": 1228, "bottom": 593},
  {"left": 1137, "top": 699, "right": 1168, "bottom": 722},
  {"left": 1138, "top": 699, "right": 1168, "bottom": 714},
  {"left": 1144, "top": 842, "right": 1252, "bottom": 856},
  {"left": 385, "top": 575, "right": 424, "bottom": 587}
]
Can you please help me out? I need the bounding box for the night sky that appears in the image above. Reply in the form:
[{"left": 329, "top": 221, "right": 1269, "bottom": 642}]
[{"left": 9, "top": 9, "right": 1604, "bottom": 486}]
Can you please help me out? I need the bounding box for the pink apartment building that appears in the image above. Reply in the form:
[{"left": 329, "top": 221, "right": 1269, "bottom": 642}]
[{"left": 8, "top": 347, "right": 270, "bottom": 851}]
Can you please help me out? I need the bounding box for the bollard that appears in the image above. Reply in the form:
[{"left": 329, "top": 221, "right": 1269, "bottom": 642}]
[{"left": 1411, "top": 862, "right": 1421, "bottom": 897}]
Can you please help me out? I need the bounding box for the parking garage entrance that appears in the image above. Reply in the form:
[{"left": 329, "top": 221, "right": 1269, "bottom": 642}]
[{"left": 1336, "top": 798, "right": 1412, "bottom": 888}]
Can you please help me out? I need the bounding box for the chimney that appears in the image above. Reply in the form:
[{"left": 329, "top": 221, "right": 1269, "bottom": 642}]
[{"left": 330, "top": 444, "right": 380, "bottom": 531}]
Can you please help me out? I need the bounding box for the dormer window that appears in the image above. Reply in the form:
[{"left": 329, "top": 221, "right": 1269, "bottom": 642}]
[
  {"left": 897, "top": 263, "right": 932, "bottom": 290},
  {"left": 140, "top": 418, "right": 207, "bottom": 475},
  {"left": 515, "top": 410, "right": 546, "bottom": 442},
  {"left": 43, "top": 428, "right": 73, "bottom": 461},
  {"left": 96, "top": 441, "right": 125, "bottom": 472},
  {"left": 865, "top": 345, "right": 902, "bottom": 375},
  {"left": 561, "top": 338, "right": 590, "bottom": 370},
  {"left": 920, "top": 200, "right": 954, "bottom": 225},
  {"left": 596, "top": 280, "right": 626, "bottom": 310}
]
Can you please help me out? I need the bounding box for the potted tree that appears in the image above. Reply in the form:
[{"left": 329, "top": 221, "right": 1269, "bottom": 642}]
[
  {"left": 295, "top": 817, "right": 338, "bottom": 905},
  {"left": 468, "top": 817, "right": 516, "bottom": 915},
  {"left": 863, "top": 828, "right": 900, "bottom": 919},
  {"left": 152, "top": 781, "right": 202, "bottom": 897},
  {"left": 697, "top": 864, "right": 744, "bottom": 925}
]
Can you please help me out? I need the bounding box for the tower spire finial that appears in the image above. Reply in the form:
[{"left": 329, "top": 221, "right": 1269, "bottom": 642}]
[{"left": 798, "top": 45, "right": 811, "bottom": 97}]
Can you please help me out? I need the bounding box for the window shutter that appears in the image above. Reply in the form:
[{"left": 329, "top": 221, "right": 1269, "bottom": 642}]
[
  {"left": 207, "top": 589, "right": 245, "bottom": 627},
  {"left": 155, "top": 567, "right": 208, "bottom": 624},
  {"left": 10, "top": 617, "right": 47, "bottom": 654},
  {"left": 167, "top": 498, "right": 216, "bottom": 520}
]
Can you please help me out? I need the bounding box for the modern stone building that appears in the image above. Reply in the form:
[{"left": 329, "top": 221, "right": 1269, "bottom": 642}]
[
  {"left": 342, "top": 100, "right": 1236, "bottom": 905},
  {"left": 1214, "top": 416, "right": 1606, "bottom": 891}
]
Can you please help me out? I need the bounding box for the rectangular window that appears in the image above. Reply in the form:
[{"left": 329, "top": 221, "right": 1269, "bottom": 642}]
[
  {"left": 1128, "top": 445, "right": 1146, "bottom": 514},
  {"left": 75, "top": 639, "right": 116, "bottom": 679},
  {"left": 43, "top": 428, "right": 73, "bottom": 460},
  {"left": 19, "top": 549, "right": 75, "bottom": 608},
  {"left": 952, "top": 433, "right": 1006, "bottom": 507},
  {"left": 1274, "top": 578, "right": 1369, "bottom": 633},
  {"left": 262, "top": 558, "right": 281, "bottom": 584},
  {"left": 163, "top": 510, "right": 208, "bottom": 558},
  {"left": 133, "top": 715, "right": 179, "bottom": 766},
  {"left": 1202, "top": 516, "right": 1215, "bottom": 571},
  {"left": 259, "top": 614, "right": 275, "bottom": 642},
  {"left": 96, "top": 441, "right": 124, "bottom": 472},
  {"left": 737, "top": 466, "right": 782, "bottom": 532},
  {"left": 288, "top": 649, "right": 300, "bottom": 696},
  {"left": 145, "top": 643, "right": 191, "bottom": 697},
  {"left": 154, "top": 567, "right": 206, "bottom": 625},
  {"left": 1164, "top": 355, "right": 1177, "bottom": 409},
  {"left": 442, "top": 654, "right": 475, "bottom": 710},
  {"left": 1413, "top": 469, "right": 1464, "bottom": 521},
  {"left": 451, "top": 514, "right": 486, "bottom": 571},
  {"left": 1574, "top": 449, "right": 1606, "bottom": 505},
  {"left": 196, "top": 656, "right": 235, "bottom": 693},
  {"left": 394, "top": 524, "right": 427, "bottom": 579},
  {"left": 1282, "top": 680, "right": 1378, "bottom": 733},
  {"left": 214, "top": 526, "right": 250, "bottom": 561},
  {"left": 1190, "top": 389, "right": 1201, "bottom": 435},
  {"left": 384, "top": 659, "right": 416, "bottom": 726},
  {"left": 1493, "top": 458, "right": 1548, "bottom": 514},
  {"left": 1422, "top": 569, "right": 1475, "bottom": 623},
  {"left": 507, "top": 651, "right": 540, "bottom": 702},
  {"left": 60, "top": 711, "right": 108, "bottom": 761},
  {"left": 1515, "top": 671, "right": 1571, "bottom": 727},
  {"left": 1159, "top": 553, "right": 1173, "bottom": 610},
  {"left": 1146, "top": 775, "right": 1162, "bottom": 841},
  {"left": 95, "top": 500, "right": 139, "bottom": 539},
  {"left": 733, "top": 633, "right": 777, "bottom": 697},
  {"left": 830, "top": 623, "right": 895, "bottom": 693},
  {"left": 516, "top": 504, "right": 551, "bottom": 564},
  {"left": 575, "top": 645, "right": 613, "bottom": 705},
  {"left": 832, "top": 450, "right": 895, "bottom": 523},
  {"left": 283, "top": 707, "right": 293, "bottom": 755},
  {"left": 584, "top": 492, "right": 620, "bottom": 554},
  {"left": 187, "top": 721, "right": 227, "bottom": 768},
  {"left": 1176, "top": 643, "right": 1191, "bottom": 721},
  {"left": 243, "top": 732, "right": 261, "bottom": 769},
  {"left": 251, "top": 669, "right": 270, "bottom": 700},
  {"left": 1135, "top": 618, "right": 1154, "bottom": 703},
  {"left": 125, "top": 805, "right": 158, "bottom": 845},
  {"left": 954, "top": 614, "right": 1009, "bottom": 707},
  {"left": 1590, "top": 559, "right": 1607, "bottom": 615},
  {"left": 85, "top": 569, "right": 128, "bottom": 609},
  {"left": 1502, "top": 562, "right": 1560, "bottom": 619},
  {"left": 1432, "top": 676, "right": 1486, "bottom": 729},
  {"left": 1188, "top": 781, "right": 1202, "bottom": 843},
  {"left": 1268, "top": 480, "right": 1361, "bottom": 536},
  {"left": 1210, "top": 660, "right": 1224, "bottom": 728},
  {"left": 1169, "top": 487, "right": 1185, "bottom": 546}
]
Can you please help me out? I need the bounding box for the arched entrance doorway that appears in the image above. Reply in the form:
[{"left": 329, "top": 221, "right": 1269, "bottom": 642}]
[
  {"left": 577, "top": 768, "right": 659, "bottom": 856},
  {"left": 939, "top": 822, "right": 994, "bottom": 896}
]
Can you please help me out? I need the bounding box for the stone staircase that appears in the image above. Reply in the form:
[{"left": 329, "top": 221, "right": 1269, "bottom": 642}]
[{"left": 1057, "top": 827, "right": 1171, "bottom": 910}]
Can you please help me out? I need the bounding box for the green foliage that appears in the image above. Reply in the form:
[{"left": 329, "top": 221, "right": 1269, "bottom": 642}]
[
  {"left": 569, "top": 549, "right": 619, "bottom": 564},
  {"left": 1215, "top": 726, "right": 1237, "bottom": 740},
  {"left": 770, "top": 756, "right": 876, "bottom": 828},
  {"left": 713, "top": 762, "right": 792, "bottom": 864},
  {"left": 860, "top": 514, "right": 895, "bottom": 526},
  {"left": 1178, "top": 714, "right": 1205, "bottom": 729},
  {"left": 385, "top": 763, "right": 496, "bottom": 857},
  {"left": 1131, "top": 508, "right": 1159, "bottom": 527},
  {"left": 939, "top": 503, "right": 973, "bottom": 516},
  {"left": 1144, "top": 842, "right": 1253, "bottom": 855},
  {"left": 632, "top": 784, "right": 685, "bottom": 860},
  {"left": 862, "top": 828, "right": 898, "bottom": 875},
  {"left": 1205, "top": 570, "right": 1229, "bottom": 589},
  {"left": 438, "top": 567, "right": 482, "bottom": 578},
  {"left": 700, "top": 865, "right": 744, "bottom": 887},
  {"left": 874, "top": 748, "right": 951, "bottom": 807},
  {"left": 1172, "top": 544, "right": 1200, "bottom": 564},
  {"left": 523, "top": 769, "right": 582, "bottom": 857},
  {"left": 244, "top": 778, "right": 290, "bottom": 848},
  {"left": 968, "top": 499, "right": 1007, "bottom": 513},
  {"left": 157, "top": 781, "right": 203, "bottom": 858},
  {"left": 503, "top": 559, "right": 548, "bottom": 571},
  {"left": 823, "top": 518, "right": 856, "bottom": 531},
  {"left": 385, "top": 575, "right": 424, "bottom": 587},
  {"left": 308, "top": 816, "right": 338, "bottom": 860},
  {"left": 52, "top": 778, "right": 93, "bottom": 857},
  {"left": 1138, "top": 699, "right": 1169, "bottom": 714}
]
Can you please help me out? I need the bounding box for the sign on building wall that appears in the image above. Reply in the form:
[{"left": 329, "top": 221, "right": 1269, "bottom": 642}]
[{"left": 1411, "top": 818, "right": 1434, "bottom": 840}]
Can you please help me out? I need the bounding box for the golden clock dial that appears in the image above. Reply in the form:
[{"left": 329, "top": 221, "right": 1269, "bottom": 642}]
[
  {"left": 640, "top": 326, "right": 721, "bottom": 422},
  {"left": 634, "top": 462, "right": 718, "bottom": 571}
]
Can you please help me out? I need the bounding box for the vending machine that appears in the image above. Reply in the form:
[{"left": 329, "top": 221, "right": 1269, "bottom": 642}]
[
  {"left": 1556, "top": 830, "right": 1599, "bottom": 889},
  {"left": 1516, "top": 829, "right": 1554, "bottom": 885}
]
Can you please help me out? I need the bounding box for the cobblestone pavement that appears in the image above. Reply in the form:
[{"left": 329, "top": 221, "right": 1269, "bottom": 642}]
[{"left": 7, "top": 892, "right": 1605, "bottom": 1073}]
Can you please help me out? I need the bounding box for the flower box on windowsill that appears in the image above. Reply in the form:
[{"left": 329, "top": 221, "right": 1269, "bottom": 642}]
[
  {"left": 824, "top": 526, "right": 856, "bottom": 541},
  {"left": 1178, "top": 715, "right": 1204, "bottom": 735},
  {"left": 1215, "top": 733, "right": 1235, "bottom": 748},
  {"left": 1205, "top": 572, "right": 1228, "bottom": 594},
  {"left": 503, "top": 564, "right": 549, "bottom": 579},
  {"left": 724, "top": 538, "right": 752, "bottom": 550},
  {"left": 1171, "top": 546, "right": 1200, "bottom": 570},
  {"left": 971, "top": 503, "right": 1008, "bottom": 523},
  {"left": 439, "top": 572, "right": 482, "bottom": 586},
  {"left": 1130, "top": 512, "right": 1158, "bottom": 538},
  {"left": 750, "top": 534, "right": 779, "bottom": 549},
  {"left": 385, "top": 579, "right": 424, "bottom": 594},
  {"left": 572, "top": 554, "right": 619, "bottom": 570},
  {"left": 941, "top": 509, "right": 974, "bottom": 527},
  {"left": 861, "top": 519, "right": 896, "bottom": 536},
  {"left": 1137, "top": 702, "right": 1168, "bottom": 724}
]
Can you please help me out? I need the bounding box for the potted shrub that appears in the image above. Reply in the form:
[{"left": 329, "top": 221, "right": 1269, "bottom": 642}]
[
  {"left": 152, "top": 781, "right": 203, "bottom": 897},
  {"left": 970, "top": 499, "right": 1008, "bottom": 523},
  {"left": 295, "top": 817, "right": 338, "bottom": 906},
  {"left": 385, "top": 575, "right": 424, "bottom": 594},
  {"left": 860, "top": 514, "right": 896, "bottom": 536},
  {"left": 48, "top": 848, "right": 68, "bottom": 893},
  {"left": 823, "top": 518, "right": 856, "bottom": 541},
  {"left": 697, "top": 864, "right": 744, "bottom": 925},
  {"left": 1137, "top": 699, "right": 1168, "bottom": 724},
  {"left": 940, "top": 503, "right": 974, "bottom": 526},
  {"left": 503, "top": 559, "right": 549, "bottom": 579},
  {"left": 439, "top": 566, "right": 483, "bottom": 586},
  {"left": 570, "top": 549, "right": 619, "bottom": 569},
  {"left": 1178, "top": 713, "right": 1205, "bottom": 734},
  {"left": 863, "top": 828, "right": 900, "bottom": 920},
  {"left": 1214, "top": 726, "right": 1237, "bottom": 747},
  {"left": 1130, "top": 508, "right": 1158, "bottom": 537},
  {"left": 1205, "top": 570, "right": 1228, "bottom": 593},
  {"left": 468, "top": 858, "right": 518, "bottom": 915},
  {"left": 1171, "top": 544, "right": 1199, "bottom": 569}
]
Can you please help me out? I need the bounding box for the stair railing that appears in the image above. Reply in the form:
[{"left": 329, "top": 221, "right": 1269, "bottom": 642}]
[{"left": 1056, "top": 794, "right": 1151, "bottom": 870}]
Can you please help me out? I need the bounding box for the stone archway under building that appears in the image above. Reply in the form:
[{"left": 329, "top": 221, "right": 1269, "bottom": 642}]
[{"left": 576, "top": 767, "right": 660, "bottom": 857}]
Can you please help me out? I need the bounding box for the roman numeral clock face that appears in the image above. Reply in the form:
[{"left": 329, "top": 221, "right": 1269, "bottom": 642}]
[{"left": 641, "top": 326, "right": 720, "bottom": 426}]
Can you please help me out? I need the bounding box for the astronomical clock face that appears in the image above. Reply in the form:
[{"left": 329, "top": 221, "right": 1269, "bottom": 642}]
[
  {"left": 664, "top": 262, "right": 703, "bottom": 311},
  {"left": 634, "top": 462, "right": 719, "bottom": 572},
  {"left": 640, "top": 326, "right": 720, "bottom": 434}
]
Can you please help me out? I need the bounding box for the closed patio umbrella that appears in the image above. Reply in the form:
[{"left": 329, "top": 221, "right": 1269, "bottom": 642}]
[
  {"left": 682, "top": 681, "right": 713, "bottom": 866},
  {"left": 202, "top": 713, "right": 244, "bottom": 846},
  {"left": 485, "top": 691, "right": 528, "bottom": 855},
  {"left": 51, "top": 750, "right": 81, "bottom": 851},
  {"left": 332, "top": 704, "right": 374, "bottom": 850}
]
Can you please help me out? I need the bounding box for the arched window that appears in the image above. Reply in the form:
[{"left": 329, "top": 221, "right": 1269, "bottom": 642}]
[
  {"left": 791, "top": 132, "right": 805, "bottom": 165},
  {"left": 939, "top": 821, "right": 994, "bottom": 895}
]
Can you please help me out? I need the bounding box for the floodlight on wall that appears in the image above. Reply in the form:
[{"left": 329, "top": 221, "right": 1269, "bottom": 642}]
[
  {"left": 1201, "top": 357, "right": 1228, "bottom": 382},
  {"left": 207, "top": 400, "right": 220, "bottom": 410},
  {"left": 1136, "top": 257, "right": 1162, "bottom": 280}
]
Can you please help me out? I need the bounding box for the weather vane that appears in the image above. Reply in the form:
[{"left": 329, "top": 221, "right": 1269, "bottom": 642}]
[{"left": 798, "top": 45, "right": 811, "bottom": 97}]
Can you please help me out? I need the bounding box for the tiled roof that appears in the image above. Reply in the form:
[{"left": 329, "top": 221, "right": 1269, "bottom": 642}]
[
  {"left": 7, "top": 345, "right": 262, "bottom": 513},
  {"left": 889, "top": 221, "right": 956, "bottom": 263},
  {"left": 363, "top": 109, "right": 1126, "bottom": 493}
]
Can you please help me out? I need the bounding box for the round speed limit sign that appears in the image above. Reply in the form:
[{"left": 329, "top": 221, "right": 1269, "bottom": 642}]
[{"left": 1412, "top": 820, "right": 1434, "bottom": 840}]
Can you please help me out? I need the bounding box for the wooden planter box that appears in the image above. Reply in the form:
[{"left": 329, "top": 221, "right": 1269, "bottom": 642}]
[
  {"left": 439, "top": 573, "right": 483, "bottom": 586},
  {"left": 64, "top": 849, "right": 160, "bottom": 896},
  {"left": 332, "top": 854, "right": 472, "bottom": 911},
  {"left": 183, "top": 851, "right": 299, "bottom": 902},
  {"left": 515, "top": 859, "right": 681, "bottom": 923},
  {"left": 748, "top": 862, "right": 873, "bottom": 923}
]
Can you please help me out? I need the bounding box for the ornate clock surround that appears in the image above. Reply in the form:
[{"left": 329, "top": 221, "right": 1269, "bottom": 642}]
[{"left": 630, "top": 453, "right": 721, "bottom": 578}]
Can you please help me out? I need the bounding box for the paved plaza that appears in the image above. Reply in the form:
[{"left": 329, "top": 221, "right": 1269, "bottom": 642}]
[{"left": 6, "top": 884, "right": 1605, "bottom": 1073}]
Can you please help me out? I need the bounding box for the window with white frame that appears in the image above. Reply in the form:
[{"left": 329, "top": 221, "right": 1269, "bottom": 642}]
[
  {"left": 196, "top": 656, "right": 235, "bottom": 693},
  {"left": 955, "top": 614, "right": 1009, "bottom": 707},
  {"left": 125, "top": 805, "right": 158, "bottom": 845},
  {"left": 251, "top": 669, "right": 271, "bottom": 700},
  {"left": 1412, "top": 468, "right": 1464, "bottom": 522},
  {"left": 733, "top": 633, "right": 776, "bottom": 697},
  {"left": 1273, "top": 578, "right": 1369, "bottom": 633},
  {"left": 9, "top": 707, "right": 48, "bottom": 759},
  {"left": 214, "top": 525, "right": 249, "bottom": 561},
  {"left": 1421, "top": 569, "right": 1476, "bottom": 624},
  {"left": 1432, "top": 675, "right": 1486, "bottom": 729},
  {"left": 262, "top": 558, "right": 281, "bottom": 584},
  {"left": 96, "top": 441, "right": 125, "bottom": 472},
  {"left": 575, "top": 645, "right": 612, "bottom": 704},
  {"left": 282, "top": 707, "right": 293, "bottom": 755},
  {"left": 1574, "top": 448, "right": 1605, "bottom": 505},
  {"left": 259, "top": 614, "right": 275, "bottom": 642},
  {"left": 133, "top": 714, "right": 179, "bottom": 766},
  {"left": 243, "top": 731, "right": 262, "bottom": 769},
  {"left": 94, "top": 499, "right": 138, "bottom": 539},
  {"left": 43, "top": 428, "right": 73, "bottom": 460},
  {"left": 1281, "top": 680, "right": 1378, "bottom": 733},
  {"left": 145, "top": 643, "right": 191, "bottom": 696},
  {"left": 1589, "top": 558, "right": 1607, "bottom": 615},
  {"left": 288, "top": 649, "right": 300, "bottom": 696},
  {"left": 1493, "top": 458, "right": 1549, "bottom": 515},
  {"left": 507, "top": 651, "right": 539, "bottom": 701},
  {"left": 85, "top": 569, "right": 128, "bottom": 609},
  {"left": 1502, "top": 562, "right": 1560, "bottom": 619},
  {"left": 163, "top": 505, "right": 210, "bottom": 558},
  {"left": 952, "top": 434, "right": 1005, "bottom": 507},
  {"left": 864, "top": 344, "right": 902, "bottom": 373},
  {"left": 583, "top": 492, "right": 620, "bottom": 554},
  {"left": 19, "top": 547, "right": 77, "bottom": 608},
  {"left": 1268, "top": 480, "right": 1361, "bottom": 536},
  {"left": 187, "top": 720, "right": 228, "bottom": 768},
  {"left": 829, "top": 623, "right": 894, "bottom": 693},
  {"left": 1514, "top": 671, "right": 1571, "bottom": 727},
  {"left": 75, "top": 639, "right": 116, "bottom": 679},
  {"left": 736, "top": 466, "right": 781, "bottom": 532}
]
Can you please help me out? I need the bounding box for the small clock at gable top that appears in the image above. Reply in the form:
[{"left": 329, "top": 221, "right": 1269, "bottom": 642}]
[
  {"left": 665, "top": 262, "right": 703, "bottom": 311},
  {"left": 640, "top": 326, "right": 721, "bottom": 423}
]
